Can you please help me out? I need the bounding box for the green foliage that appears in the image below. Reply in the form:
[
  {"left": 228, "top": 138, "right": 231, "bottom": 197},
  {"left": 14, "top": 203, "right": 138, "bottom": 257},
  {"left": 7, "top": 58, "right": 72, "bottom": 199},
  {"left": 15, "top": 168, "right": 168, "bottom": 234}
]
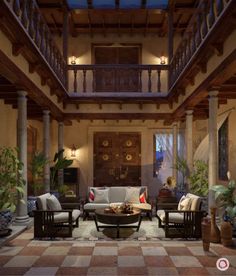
[
  {"left": 189, "top": 160, "right": 208, "bottom": 196},
  {"left": 172, "top": 156, "right": 189, "bottom": 191},
  {"left": 50, "top": 149, "right": 73, "bottom": 191},
  {"left": 211, "top": 180, "right": 236, "bottom": 221},
  {"left": 0, "top": 147, "right": 25, "bottom": 212},
  {"left": 29, "top": 151, "right": 48, "bottom": 196}
]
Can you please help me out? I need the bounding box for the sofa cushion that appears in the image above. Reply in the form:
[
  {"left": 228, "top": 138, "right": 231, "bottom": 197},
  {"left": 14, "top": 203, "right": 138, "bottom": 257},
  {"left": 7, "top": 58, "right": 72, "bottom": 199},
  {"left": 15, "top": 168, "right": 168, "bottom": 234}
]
[
  {"left": 36, "top": 193, "right": 51, "bottom": 210},
  {"left": 84, "top": 203, "right": 110, "bottom": 210},
  {"left": 94, "top": 188, "right": 109, "bottom": 203},
  {"left": 157, "top": 210, "right": 184, "bottom": 223},
  {"left": 46, "top": 194, "right": 62, "bottom": 211},
  {"left": 54, "top": 209, "right": 80, "bottom": 223},
  {"left": 109, "top": 187, "right": 127, "bottom": 203},
  {"left": 125, "top": 187, "right": 141, "bottom": 203}
]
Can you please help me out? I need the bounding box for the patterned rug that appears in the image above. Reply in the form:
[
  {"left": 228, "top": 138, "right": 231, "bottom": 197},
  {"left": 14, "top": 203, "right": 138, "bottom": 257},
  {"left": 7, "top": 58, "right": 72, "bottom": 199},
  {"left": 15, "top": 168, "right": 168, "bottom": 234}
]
[{"left": 71, "top": 217, "right": 165, "bottom": 241}]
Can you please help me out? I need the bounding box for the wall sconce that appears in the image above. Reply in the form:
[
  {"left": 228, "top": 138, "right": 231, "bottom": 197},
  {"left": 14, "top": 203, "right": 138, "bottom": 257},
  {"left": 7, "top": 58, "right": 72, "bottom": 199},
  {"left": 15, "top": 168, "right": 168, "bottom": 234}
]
[
  {"left": 160, "top": 54, "right": 166, "bottom": 65},
  {"left": 70, "top": 56, "right": 77, "bottom": 65},
  {"left": 71, "top": 144, "right": 77, "bottom": 157}
]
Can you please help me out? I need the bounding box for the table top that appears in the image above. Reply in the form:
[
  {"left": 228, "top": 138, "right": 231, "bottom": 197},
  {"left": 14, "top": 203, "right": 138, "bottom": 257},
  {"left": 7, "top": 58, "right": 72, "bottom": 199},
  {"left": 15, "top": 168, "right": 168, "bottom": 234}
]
[{"left": 95, "top": 208, "right": 141, "bottom": 217}]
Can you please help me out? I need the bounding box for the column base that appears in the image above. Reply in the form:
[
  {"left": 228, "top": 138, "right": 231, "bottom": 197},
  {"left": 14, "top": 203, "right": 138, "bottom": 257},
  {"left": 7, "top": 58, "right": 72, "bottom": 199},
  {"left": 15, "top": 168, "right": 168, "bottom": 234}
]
[{"left": 14, "top": 215, "right": 31, "bottom": 226}]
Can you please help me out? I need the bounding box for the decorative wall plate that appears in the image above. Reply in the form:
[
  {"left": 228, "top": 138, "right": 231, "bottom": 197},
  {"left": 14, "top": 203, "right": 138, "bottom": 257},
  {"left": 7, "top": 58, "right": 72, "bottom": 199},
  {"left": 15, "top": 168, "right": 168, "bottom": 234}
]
[
  {"left": 126, "top": 140, "right": 132, "bottom": 147},
  {"left": 102, "top": 140, "right": 109, "bottom": 147},
  {"left": 126, "top": 154, "right": 132, "bottom": 161},
  {"left": 102, "top": 154, "right": 109, "bottom": 161}
]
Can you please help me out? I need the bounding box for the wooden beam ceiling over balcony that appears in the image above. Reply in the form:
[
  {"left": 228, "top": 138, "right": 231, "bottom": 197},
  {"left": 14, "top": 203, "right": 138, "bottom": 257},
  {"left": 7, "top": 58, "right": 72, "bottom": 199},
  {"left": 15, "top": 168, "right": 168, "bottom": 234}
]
[{"left": 37, "top": 0, "right": 198, "bottom": 37}]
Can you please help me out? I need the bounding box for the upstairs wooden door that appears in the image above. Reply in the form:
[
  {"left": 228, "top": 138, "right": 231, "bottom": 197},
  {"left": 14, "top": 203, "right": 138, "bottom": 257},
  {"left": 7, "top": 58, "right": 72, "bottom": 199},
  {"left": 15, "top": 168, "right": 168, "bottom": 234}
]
[
  {"left": 94, "top": 46, "right": 140, "bottom": 92},
  {"left": 93, "top": 132, "right": 141, "bottom": 187}
]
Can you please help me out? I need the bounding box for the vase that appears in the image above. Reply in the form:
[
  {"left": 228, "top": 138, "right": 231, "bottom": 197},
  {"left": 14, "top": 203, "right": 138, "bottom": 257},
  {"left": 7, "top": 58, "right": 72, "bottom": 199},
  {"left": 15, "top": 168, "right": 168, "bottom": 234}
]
[
  {"left": 0, "top": 210, "right": 13, "bottom": 237},
  {"left": 221, "top": 221, "right": 233, "bottom": 247},
  {"left": 210, "top": 207, "right": 221, "bottom": 243},
  {"left": 201, "top": 217, "right": 211, "bottom": 251}
]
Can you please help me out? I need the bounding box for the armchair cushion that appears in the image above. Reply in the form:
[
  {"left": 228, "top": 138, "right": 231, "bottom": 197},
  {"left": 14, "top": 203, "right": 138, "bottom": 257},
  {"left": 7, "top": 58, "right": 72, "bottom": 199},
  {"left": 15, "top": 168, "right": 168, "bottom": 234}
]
[
  {"left": 178, "top": 196, "right": 191, "bottom": 211},
  {"left": 46, "top": 194, "right": 62, "bottom": 211},
  {"left": 185, "top": 193, "right": 201, "bottom": 211},
  {"left": 157, "top": 210, "right": 184, "bottom": 223},
  {"left": 36, "top": 193, "right": 51, "bottom": 210},
  {"left": 54, "top": 209, "right": 80, "bottom": 223}
]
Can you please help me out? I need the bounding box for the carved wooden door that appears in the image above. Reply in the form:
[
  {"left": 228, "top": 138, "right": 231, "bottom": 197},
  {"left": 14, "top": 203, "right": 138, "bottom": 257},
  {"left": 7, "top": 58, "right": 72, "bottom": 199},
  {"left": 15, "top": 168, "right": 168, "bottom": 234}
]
[
  {"left": 93, "top": 132, "right": 141, "bottom": 187},
  {"left": 94, "top": 47, "right": 139, "bottom": 92}
]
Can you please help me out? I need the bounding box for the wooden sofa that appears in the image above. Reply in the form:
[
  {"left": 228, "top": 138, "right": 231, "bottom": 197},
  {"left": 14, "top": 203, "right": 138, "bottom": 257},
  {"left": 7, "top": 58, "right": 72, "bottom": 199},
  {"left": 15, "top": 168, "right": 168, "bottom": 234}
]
[
  {"left": 156, "top": 193, "right": 206, "bottom": 239},
  {"left": 34, "top": 193, "right": 80, "bottom": 238}
]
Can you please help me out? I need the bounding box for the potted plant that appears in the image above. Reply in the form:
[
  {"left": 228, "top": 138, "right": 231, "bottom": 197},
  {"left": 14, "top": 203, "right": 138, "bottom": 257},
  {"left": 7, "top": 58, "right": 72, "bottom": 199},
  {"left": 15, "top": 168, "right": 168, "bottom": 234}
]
[
  {"left": 189, "top": 160, "right": 208, "bottom": 210},
  {"left": 211, "top": 176, "right": 236, "bottom": 244},
  {"left": 28, "top": 151, "right": 48, "bottom": 216},
  {"left": 0, "top": 147, "right": 25, "bottom": 236},
  {"left": 50, "top": 149, "right": 73, "bottom": 197}
]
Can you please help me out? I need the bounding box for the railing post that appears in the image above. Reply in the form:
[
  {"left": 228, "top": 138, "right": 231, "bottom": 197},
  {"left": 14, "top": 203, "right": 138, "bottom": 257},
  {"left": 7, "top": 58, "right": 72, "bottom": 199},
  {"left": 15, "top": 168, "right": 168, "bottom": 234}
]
[
  {"left": 148, "top": 69, "right": 152, "bottom": 93},
  {"left": 83, "top": 69, "right": 87, "bottom": 93},
  {"left": 92, "top": 69, "right": 96, "bottom": 92},
  {"left": 139, "top": 69, "right": 142, "bottom": 92},
  {"left": 73, "top": 69, "right": 77, "bottom": 93},
  {"left": 21, "top": 0, "right": 29, "bottom": 28},
  {"left": 13, "top": 0, "right": 21, "bottom": 16},
  {"left": 208, "top": 0, "right": 216, "bottom": 28},
  {"left": 157, "top": 70, "right": 161, "bottom": 93},
  {"left": 201, "top": 1, "right": 208, "bottom": 38},
  {"left": 28, "top": 1, "right": 35, "bottom": 39}
]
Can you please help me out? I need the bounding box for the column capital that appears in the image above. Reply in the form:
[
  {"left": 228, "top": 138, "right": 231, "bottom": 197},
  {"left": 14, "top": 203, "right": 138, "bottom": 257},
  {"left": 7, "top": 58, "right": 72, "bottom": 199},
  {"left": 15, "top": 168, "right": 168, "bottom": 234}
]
[
  {"left": 209, "top": 90, "right": 219, "bottom": 97},
  {"left": 17, "top": 90, "right": 27, "bottom": 97},
  {"left": 58, "top": 121, "right": 64, "bottom": 126},
  {"left": 172, "top": 121, "right": 179, "bottom": 127},
  {"left": 43, "top": 110, "right": 50, "bottom": 116},
  {"left": 185, "top": 110, "right": 193, "bottom": 116}
]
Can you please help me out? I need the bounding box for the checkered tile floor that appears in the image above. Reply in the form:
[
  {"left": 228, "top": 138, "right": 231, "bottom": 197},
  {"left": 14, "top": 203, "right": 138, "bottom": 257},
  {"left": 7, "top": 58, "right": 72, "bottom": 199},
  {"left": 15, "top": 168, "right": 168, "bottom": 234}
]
[{"left": 0, "top": 228, "right": 236, "bottom": 275}]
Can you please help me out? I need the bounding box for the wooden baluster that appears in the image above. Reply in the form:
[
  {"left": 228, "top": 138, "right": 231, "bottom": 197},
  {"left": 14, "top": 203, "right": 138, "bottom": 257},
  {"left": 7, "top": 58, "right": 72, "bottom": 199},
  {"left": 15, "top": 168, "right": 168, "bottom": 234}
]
[
  {"left": 192, "top": 25, "right": 196, "bottom": 54},
  {"left": 83, "top": 70, "right": 87, "bottom": 93},
  {"left": 73, "top": 69, "right": 77, "bottom": 93},
  {"left": 92, "top": 69, "right": 96, "bottom": 92},
  {"left": 188, "top": 36, "right": 192, "bottom": 60},
  {"left": 157, "top": 70, "right": 161, "bottom": 92},
  {"left": 148, "top": 69, "right": 152, "bottom": 93},
  {"left": 208, "top": 0, "right": 215, "bottom": 28},
  {"left": 196, "top": 13, "right": 202, "bottom": 47},
  {"left": 40, "top": 23, "right": 45, "bottom": 56},
  {"left": 34, "top": 13, "right": 41, "bottom": 48},
  {"left": 44, "top": 29, "right": 49, "bottom": 61},
  {"left": 201, "top": 1, "right": 208, "bottom": 38},
  {"left": 216, "top": 0, "right": 224, "bottom": 16},
  {"left": 28, "top": 1, "right": 35, "bottom": 38},
  {"left": 13, "top": 0, "right": 21, "bottom": 16},
  {"left": 21, "top": 0, "right": 29, "bottom": 28},
  {"left": 139, "top": 69, "right": 142, "bottom": 92},
  {"left": 183, "top": 40, "right": 187, "bottom": 66}
]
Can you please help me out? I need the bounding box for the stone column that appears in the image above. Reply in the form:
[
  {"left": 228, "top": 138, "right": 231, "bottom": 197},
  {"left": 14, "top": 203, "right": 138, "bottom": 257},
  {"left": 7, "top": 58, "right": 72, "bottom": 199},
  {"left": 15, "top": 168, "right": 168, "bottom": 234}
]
[
  {"left": 58, "top": 121, "right": 64, "bottom": 186},
  {"left": 15, "top": 91, "right": 29, "bottom": 224},
  {"left": 185, "top": 110, "right": 193, "bottom": 190},
  {"left": 208, "top": 90, "right": 219, "bottom": 208},
  {"left": 172, "top": 122, "right": 178, "bottom": 181},
  {"left": 43, "top": 110, "right": 50, "bottom": 193}
]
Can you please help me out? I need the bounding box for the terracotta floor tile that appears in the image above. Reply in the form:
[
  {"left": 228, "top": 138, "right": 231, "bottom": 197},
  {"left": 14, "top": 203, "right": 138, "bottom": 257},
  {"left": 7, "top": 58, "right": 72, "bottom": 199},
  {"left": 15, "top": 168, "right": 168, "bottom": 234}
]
[
  {"left": 93, "top": 246, "right": 118, "bottom": 255},
  {"left": 68, "top": 246, "right": 94, "bottom": 255},
  {"left": 211, "top": 245, "right": 236, "bottom": 256},
  {"left": 4, "top": 256, "right": 39, "bottom": 267},
  {"left": 165, "top": 246, "right": 193, "bottom": 256},
  {"left": 42, "top": 246, "right": 70, "bottom": 255},
  {"left": 140, "top": 242, "right": 162, "bottom": 247},
  {"left": 90, "top": 256, "right": 118, "bottom": 266},
  {"left": 18, "top": 246, "right": 46, "bottom": 256},
  {"left": 7, "top": 239, "right": 31, "bottom": 246},
  {"left": 0, "top": 267, "right": 29, "bottom": 275},
  {"left": 118, "top": 246, "right": 142, "bottom": 256},
  {"left": 117, "top": 266, "right": 148, "bottom": 275},
  {"left": 197, "top": 256, "right": 219, "bottom": 267},
  {"left": 51, "top": 242, "right": 73, "bottom": 246},
  {"left": 147, "top": 267, "right": 179, "bottom": 275},
  {"left": 24, "top": 267, "right": 58, "bottom": 275},
  {"left": 118, "top": 256, "right": 145, "bottom": 267},
  {"left": 0, "top": 256, "right": 12, "bottom": 266},
  {"left": 56, "top": 267, "right": 88, "bottom": 275},
  {"left": 144, "top": 256, "right": 174, "bottom": 267},
  {"left": 206, "top": 267, "right": 236, "bottom": 275},
  {"left": 96, "top": 242, "right": 118, "bottom": 247},
  {"left": 87, "top": 266, "right": 117, "bottom": 275},
  {"left": 33, "top": 255, "right": 65, "bottom": 267},
  {"left": 170, "top": 256, "right": 203, "bottom": 267},
  {"left": 177, "top": 267, "right": 209, "bottom": 275}
]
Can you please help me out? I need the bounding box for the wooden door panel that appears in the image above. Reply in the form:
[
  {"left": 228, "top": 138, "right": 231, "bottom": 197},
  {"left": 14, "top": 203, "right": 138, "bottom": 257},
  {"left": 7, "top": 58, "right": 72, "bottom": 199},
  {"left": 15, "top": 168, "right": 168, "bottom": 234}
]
[{"left": 94, "top": 132, "right": 141, "bottom": 187}]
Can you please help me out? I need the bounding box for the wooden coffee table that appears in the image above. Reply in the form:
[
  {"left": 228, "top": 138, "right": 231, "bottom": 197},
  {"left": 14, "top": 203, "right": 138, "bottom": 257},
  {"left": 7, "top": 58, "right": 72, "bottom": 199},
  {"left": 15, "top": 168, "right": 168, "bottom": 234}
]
[{"left": 94, "top": 208, "right": 142, "bottom": 238}]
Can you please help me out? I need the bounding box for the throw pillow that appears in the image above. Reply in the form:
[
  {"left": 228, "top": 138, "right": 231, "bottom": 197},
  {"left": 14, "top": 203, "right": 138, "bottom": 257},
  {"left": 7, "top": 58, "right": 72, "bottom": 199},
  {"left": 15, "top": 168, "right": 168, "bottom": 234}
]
[
  {"left": 139, "top": 187, "right": 147, "bottom": 203},
  {"left": 177, "top": 195, "right": 186, "bottom": 210},
  {"left": 89, "top": 189, "right": 95, "bottom": 202},
  {"left": 94, "top": 189, "right": 109, "bottom": 203},
  {"left": 125, "top": 187, "right": 140, "bottom": 203},
  {"left": 46, "top": 194, "right": 62, "bottom": 211},
  {"left": 178, "top": 197, "right": 191, "bottom": 211}
]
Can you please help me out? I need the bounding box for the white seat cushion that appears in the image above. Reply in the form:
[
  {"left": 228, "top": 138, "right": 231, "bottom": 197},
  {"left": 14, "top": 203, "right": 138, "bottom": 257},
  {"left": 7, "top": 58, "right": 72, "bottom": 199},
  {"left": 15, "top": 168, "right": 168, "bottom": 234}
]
[
  {"left": 54, "top": 209, "right": 80, "bottom": 223},
  {"left": 83, "top": 203, "right": 110, "bottom": 210},
  {"left": 157, "top": 210, "right": 184, "bottom": 223}
]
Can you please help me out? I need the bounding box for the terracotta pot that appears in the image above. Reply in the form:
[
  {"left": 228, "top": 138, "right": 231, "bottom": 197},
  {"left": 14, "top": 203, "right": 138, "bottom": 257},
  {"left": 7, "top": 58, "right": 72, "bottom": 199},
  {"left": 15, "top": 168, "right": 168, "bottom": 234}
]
[
  {"left": 210, "top": 207, "right": 221, "bottom": 243},
  {"left": 221, "top": 221, "right": 233, "bottom": 247},
  {"left": 201, "top": 217, "right": 211, "bottom": 251}
]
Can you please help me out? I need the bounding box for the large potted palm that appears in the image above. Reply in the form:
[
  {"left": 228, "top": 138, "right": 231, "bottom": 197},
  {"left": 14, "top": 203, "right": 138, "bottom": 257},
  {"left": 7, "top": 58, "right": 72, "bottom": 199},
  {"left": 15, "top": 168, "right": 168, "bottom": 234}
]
[{"left": 0, "top": 147, "right": 25, "bottom": 236}]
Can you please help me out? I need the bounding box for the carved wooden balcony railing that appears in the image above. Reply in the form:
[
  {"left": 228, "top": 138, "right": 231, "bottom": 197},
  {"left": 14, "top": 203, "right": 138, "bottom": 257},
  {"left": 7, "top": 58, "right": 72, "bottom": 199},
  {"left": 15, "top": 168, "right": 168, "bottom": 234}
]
[
  {"left": 3, "top": 0, "right": 66, "bottom": 87},
  {"left": 68, "top": 64, "right": 168, "bottom": 94},
  {"left": 169, "top": 0, "right": 233, "bottom": 90}
]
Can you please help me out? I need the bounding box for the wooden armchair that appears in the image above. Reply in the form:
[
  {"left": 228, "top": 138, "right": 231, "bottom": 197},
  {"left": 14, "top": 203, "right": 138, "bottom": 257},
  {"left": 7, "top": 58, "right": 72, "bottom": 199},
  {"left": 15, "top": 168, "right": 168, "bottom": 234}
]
[
  {"left": 156, "top": 193, "right": 206, "bottom": 239},
  {"left": 34, "top": 193, "right": 80, "bottom": 239}
]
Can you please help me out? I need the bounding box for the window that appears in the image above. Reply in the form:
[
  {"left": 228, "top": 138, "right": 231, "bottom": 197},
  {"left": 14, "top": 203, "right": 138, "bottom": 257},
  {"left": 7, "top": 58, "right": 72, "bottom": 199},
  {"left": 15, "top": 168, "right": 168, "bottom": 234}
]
[
  {"left": 153, "top": 133, "right": 173, "bottom": 184},
  {"left": 218, "top": 118, "right": 228, "bottom": 180}
]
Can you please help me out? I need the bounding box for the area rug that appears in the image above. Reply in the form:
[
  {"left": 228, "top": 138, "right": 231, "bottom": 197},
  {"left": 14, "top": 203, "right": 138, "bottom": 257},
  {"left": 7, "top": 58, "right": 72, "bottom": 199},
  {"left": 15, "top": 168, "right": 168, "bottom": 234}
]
[{"left": 71, "top": 217, "right": 165, "bottom": 241}]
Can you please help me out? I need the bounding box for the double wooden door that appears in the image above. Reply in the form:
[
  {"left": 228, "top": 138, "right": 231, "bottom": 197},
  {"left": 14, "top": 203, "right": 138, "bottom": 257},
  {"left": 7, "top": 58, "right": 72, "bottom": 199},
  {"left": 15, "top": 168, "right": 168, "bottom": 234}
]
[
  {"left": 94, "top": 46, "right": 140, "bottom": 92},
  {"left": 93, "top": 132, "right": 141, "bottom": 187}
]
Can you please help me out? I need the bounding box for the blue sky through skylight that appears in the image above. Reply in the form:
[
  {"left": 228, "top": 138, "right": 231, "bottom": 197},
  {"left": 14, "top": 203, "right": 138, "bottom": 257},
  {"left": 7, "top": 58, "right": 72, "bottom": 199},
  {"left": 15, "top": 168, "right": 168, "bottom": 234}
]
[{"left": 67, "top": 0, "right": 168, "bottom": 9}]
